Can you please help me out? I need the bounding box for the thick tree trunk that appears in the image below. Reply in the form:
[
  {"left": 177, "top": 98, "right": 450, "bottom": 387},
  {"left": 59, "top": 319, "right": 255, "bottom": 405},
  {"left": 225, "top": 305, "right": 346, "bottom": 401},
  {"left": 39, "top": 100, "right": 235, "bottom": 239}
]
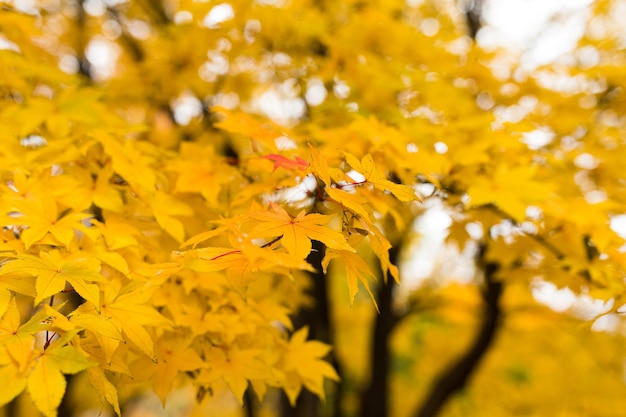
[
  {"left": 414, "top": 263, "right": 503, "bottom": 417},
  {"left": 359, "top": 279, "right": 399, "bottom": 417},
  {"left": 281, "top": 240, "right": 342, "bottom": 417},
  {"left": 359, "top": 247, "right": 401, "bottom": 417}
]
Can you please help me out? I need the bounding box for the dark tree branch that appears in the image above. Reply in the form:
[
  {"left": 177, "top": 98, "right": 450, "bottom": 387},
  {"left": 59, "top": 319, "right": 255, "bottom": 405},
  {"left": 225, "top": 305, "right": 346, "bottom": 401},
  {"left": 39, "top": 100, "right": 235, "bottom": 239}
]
[
  {"left": 76, "top": 0, "right": 93, "bottom": 81},
  {"left": 107, "top": 7, "right": 145, "bottom": 62},
  {"left": 482, "top": 204, "right": 566, "bottom": 260},
  {"left": 481, "top": 205, "right": 605, "bottom": 286},
  {"left": 138, "top": 0, "right": 170, "bottom": 25},
  {"left": 244, "top": 388, "right": 256, "bottom": 417},
  {"left": 465, "top": 0, "right": 485, "bottom": 39},
  {"left": 414, "top": 259, "right": 503, "bottom": 417},
  {"left": 5, "top": 397, "right": 18, "bottom": 417}
]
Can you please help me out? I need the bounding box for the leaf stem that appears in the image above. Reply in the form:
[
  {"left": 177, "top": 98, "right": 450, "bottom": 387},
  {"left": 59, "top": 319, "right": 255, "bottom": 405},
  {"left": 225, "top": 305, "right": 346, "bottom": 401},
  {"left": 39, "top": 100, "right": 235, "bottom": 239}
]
[
  {"left": 335, "top": 180, "right": 368, "bottom": 190},
  {"left": 209, "top": 250, "right": 242, "bottom": 261},
  {"left": 44, "top": 295, "right": 55, "bottom": 350},
  {"left": 261, "top": 235, "right": 283, "bottom": 248}
]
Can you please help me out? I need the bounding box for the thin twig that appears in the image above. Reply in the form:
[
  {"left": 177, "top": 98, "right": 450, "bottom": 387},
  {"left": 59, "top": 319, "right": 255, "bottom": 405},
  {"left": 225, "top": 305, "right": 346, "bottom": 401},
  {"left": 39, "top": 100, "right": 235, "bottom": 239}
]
[{"left": 483, "top": 204, "right": 566, "bottom": 260}]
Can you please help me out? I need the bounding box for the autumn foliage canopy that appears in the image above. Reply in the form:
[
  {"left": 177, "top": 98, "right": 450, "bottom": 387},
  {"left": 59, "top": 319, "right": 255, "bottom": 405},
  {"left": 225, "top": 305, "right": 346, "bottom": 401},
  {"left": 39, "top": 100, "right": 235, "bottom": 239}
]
[{"left": 1, "top": 0, "right": 626, "bottom": 416}]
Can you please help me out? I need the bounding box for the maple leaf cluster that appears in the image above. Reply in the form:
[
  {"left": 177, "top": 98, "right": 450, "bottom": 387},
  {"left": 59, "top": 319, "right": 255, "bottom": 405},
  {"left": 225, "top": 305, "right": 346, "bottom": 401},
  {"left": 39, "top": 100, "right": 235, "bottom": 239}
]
[{"left": 0, "top": 4, "right": 422, "bottom": 414}]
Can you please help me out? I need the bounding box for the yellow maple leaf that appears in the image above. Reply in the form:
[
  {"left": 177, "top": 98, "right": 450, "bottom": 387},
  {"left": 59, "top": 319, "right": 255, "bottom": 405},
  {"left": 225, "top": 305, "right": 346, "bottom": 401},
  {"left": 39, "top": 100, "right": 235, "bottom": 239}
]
[
  {"left": 177, "top": 246, "right": 261, "bottom": 293},
  {"left": 281, "top": 327, "right": 339, "bottom": 405},
  {"left": 176, "top": 230, "right": 314, "bottom": 294},
  {"left": 168, "top": 143, "right": 240, "bottom": 206},
  {"left": 91, "top": 166, "right": 125, "bottom": 213},
  {"left": 466, "top": 163, "right": 552, "bottom": 221},
  {"left": 308, "top": 145, "right": 375, "bottom": 221},
  {"left": 87, "top": 367, "right": 121, "bottom": 416},
  {"left": 326, "top": 187, "right": 374, "bottom": 222},
  {"left": 180, "top": 226, "right": 228, "bottom": 249},
  {"left": 249, "top": 203, "right": 355, "bottom": 260},
  {"left": 27, "top": 357, "right": 66, "bottom": 417},
  {"left": 308, "top": 144, "right": 332, "bottom": 186},
  {"left": 27, "top": 341, "right": 96, "bottom": 417},
  {"left": 353, "top": 217, "right": 400, "bottom": 284},
  {"left": 196, "top": 346, "right": 272, "bottom": 405},
  {"left": 0, "top": 267, "right": 36, "bottom": 301},
  {"left": 149, "top": 190, "right": 193, "bottom": 243},
  {"left": 150, "top": 335, "right": 206, "bottom": 403},
  {"left": 93, "top": 215, "right": 140, "bottom": 250},
  {"left": 322, "top": 249, "right": 378, "bottom": 309},
  {"left": 6, "top": 195, "right": 91, "bottom": 249},
  {"left": 344, "top": 152, "right": 420, "bottom": 202},
  {"left": 0, "top": 364, "right": 27, "bottom": 407},
  {"left": 177, "top": 246, "right": 248, "bottom": 273},
  {"left": 68, "top": 302, "right": 124, "bottom": 357},
  {"left": 96, "top": 132, "right": 157, "bottom": 193},
  {"left": 0, "top": 297, "right": 37, "bottom": 371},
  {"left": 100, "top": 287, "right": 172, "bottom": 362},
  {"left": 0, "top": 251, "right": 103, "bottom": 306},
  {"left": 45, "top": 165, "right": 123, "bottom": 213},
  {"left": 213, "top": 107, "right": 282, "bottom": 151}
]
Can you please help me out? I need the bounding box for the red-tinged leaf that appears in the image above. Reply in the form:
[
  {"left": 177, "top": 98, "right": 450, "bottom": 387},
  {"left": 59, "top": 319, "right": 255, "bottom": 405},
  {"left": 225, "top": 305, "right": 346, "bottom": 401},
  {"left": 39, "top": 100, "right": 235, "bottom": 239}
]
[{"left": 262, "top": 154, "right": 309, "bottom": 171}]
